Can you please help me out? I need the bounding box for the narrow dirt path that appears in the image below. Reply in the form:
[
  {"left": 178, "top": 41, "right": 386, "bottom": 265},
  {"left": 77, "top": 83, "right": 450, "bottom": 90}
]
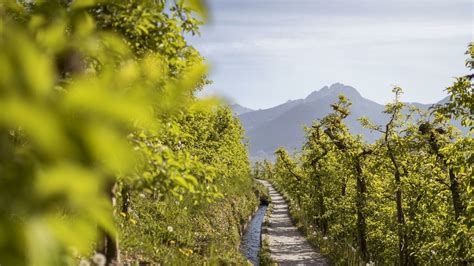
[{"left": 258, "top": 180, "right": 328, "bottom": 265}]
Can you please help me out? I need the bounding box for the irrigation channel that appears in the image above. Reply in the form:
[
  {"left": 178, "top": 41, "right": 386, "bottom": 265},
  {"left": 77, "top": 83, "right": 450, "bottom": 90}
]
[{"left": 240, "top": 204, "right": 268, "bottom": 265}]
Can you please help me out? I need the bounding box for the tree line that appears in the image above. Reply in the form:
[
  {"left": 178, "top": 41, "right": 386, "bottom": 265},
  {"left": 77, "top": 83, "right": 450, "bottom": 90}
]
[{"left": 255, "top": 48, "right": 473, "bottom": 265}]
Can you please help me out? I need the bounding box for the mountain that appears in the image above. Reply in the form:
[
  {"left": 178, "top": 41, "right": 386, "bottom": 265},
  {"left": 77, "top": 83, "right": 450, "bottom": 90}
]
[
  {"left": 239, "top": 99, "right": 304, "bottom": 131},
  {"left": 230, "top": 104, "right": 254, "bottom": 115},
  {"left": 238, "top": 83, "right": 454, "bottom": 161}
]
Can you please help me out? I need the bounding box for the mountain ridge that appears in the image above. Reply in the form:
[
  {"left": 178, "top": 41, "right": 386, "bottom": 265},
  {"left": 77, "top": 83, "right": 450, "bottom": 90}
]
[
  {"left": 236, "top": 83, "right": 452, "bottom": 161},
  {"left": 230, "top": 104, "right": 254, "bottom": 115}
]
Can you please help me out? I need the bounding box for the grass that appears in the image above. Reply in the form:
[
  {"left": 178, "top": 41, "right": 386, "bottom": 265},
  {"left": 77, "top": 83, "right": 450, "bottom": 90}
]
[
  {"left": 259, "top": 237, "right": 273, "bottom": 266},
  {"left": 117, "top": 178, "right": 263, "bottom": 264},
  {"left": 259, "top": 183, "right": 274, "bottom": 266}
]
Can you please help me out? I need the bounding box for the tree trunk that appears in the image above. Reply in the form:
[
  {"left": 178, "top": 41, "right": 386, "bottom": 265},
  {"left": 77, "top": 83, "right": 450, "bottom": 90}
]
[
  {"left": 386, "top": 143, "right": 409, "bottom": 266},
  {"left": 448, "top": 168, "right": 467, "bottom": 266},
  {"left": 97, "top": 180, "right": 120, "bottom": 265},
  {"left": 341, "top": 178, "right": 347, "bottom": 196},
  {"left": 318, "top": 192, "right": 328, "bottom": 236},
  {"left": 354, "top": 160, "right": 369, "bottom": 262},
  {"left": 448, "top": 168, "right": 464, "bottom": 220},
  {"left": 121, "top": 183, "right": 131, "bottom": 214},
  {"left": 427, "top": 132, "right": 466, "bottom": 265},
  {"left": 394, "top": 172, "right": 408, "bottom": 266},
  {"left": 314, "top": 172, "right": 328, "bottom": 235}
]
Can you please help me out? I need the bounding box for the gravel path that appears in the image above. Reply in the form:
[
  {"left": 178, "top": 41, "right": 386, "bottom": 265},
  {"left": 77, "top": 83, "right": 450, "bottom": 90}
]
[{"left": 258, "top": 180, "right": 328, "bottom": 266}]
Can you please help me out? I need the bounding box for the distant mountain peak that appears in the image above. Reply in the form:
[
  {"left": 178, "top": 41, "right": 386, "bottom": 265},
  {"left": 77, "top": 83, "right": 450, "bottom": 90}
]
[
  {"left": 328, "top": 82, "right": 360, "bottom": 95},
  {"left": 230, "top": 104, "right": 254, "bottom": 115},
  {"left": 305, "top": 83, "right": 361, "bottom": 102}
]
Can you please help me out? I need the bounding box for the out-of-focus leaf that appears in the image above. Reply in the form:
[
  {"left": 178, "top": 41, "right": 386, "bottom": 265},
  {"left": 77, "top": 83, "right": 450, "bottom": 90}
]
[
  {"left": 0, "top": 99, "right": 70, "bottom": 157},
  {"left": 83, "top": 123, "right": 136, "bottom": 173},
  {"left": 185, "top": 0, "right": 208, "bottom": 21},
  {"left": 1, "top": 30, "right": 55, "bottom": 98}
]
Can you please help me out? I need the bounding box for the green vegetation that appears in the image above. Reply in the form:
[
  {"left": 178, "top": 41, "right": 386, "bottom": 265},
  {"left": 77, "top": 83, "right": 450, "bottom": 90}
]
[
  {"left": 257, "top": 46, "right": 473, "bottom": 265},
  {"left": 259, "top": 237, "right": 272, "bottom": 266},
  {"left": 118, "top": 108, "right": 260, "bottom": 264},
  {"left": 0, "top": 0, "right": 259, "bottom": 265},
  {"left": 258, "top": 182, "right": 273, "bottom": 266},
  {"left": 1, "top": 0, "right": 472, "bottom": 265}
]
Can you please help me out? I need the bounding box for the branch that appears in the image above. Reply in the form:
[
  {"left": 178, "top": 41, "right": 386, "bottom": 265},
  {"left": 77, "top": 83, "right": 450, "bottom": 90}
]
[{"left": 277, "top": 152, "right": 305, "bottom": 181}]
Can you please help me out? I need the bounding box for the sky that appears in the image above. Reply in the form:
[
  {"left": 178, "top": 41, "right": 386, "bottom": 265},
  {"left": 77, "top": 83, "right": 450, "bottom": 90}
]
[{"left": 188, "top": 0, "right": 473, "bottom": 110}]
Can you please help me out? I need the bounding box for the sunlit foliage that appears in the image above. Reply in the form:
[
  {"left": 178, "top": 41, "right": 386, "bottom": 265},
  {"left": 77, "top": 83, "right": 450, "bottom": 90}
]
[
  {"left": 1, "top": 0, "right": 255, "bottom": 265},
  {"left": 262, "top": 45, "right": 473, "bottom": 265}
]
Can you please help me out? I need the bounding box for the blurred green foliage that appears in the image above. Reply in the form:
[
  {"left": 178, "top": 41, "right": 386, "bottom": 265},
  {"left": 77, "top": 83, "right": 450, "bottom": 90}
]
[{"left": 0, "top": 0, "right": 256, "bottom": 265}]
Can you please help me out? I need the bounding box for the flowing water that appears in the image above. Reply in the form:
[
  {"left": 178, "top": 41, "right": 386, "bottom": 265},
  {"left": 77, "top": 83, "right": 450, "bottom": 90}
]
[{"left": 240, "top": 204, "right": 268, "bottom": 265}]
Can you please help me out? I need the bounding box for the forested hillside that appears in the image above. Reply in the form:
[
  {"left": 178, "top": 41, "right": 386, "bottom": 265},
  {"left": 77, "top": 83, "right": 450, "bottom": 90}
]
[
  {"left": 255, "top": 50, "right": 473, "bottom": 264},
  {"left": 0, "top": 1, "right": 263, "bottom": 265}
]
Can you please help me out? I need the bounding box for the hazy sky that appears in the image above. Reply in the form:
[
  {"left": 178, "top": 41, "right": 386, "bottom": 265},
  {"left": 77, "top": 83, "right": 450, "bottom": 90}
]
[{"left": 189, "top": 0, "right": 473, "bottom": 109}]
